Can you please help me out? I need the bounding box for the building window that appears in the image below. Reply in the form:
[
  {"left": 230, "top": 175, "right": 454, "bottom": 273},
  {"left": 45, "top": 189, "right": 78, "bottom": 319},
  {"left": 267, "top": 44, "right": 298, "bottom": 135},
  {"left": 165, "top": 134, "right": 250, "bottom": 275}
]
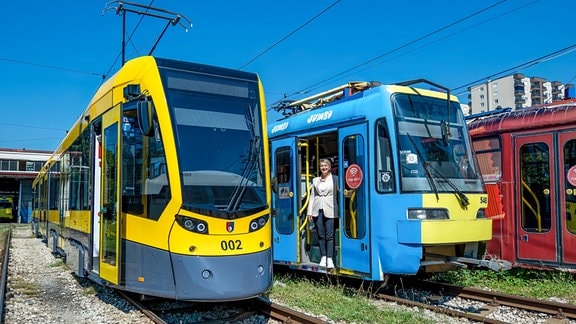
[
  {"left": 0, "top": 160, "right": 18, "bottom": 171},
  {"left": 480, "top": 94, "right": 485, "bottom": 99}
]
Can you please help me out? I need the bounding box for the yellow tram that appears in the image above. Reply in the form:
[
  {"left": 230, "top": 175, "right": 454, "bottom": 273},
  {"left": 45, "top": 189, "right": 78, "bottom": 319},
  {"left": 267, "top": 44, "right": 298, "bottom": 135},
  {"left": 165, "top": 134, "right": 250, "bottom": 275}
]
[{"left": 32, "top": 56, "right": 272, "bottom": 301}]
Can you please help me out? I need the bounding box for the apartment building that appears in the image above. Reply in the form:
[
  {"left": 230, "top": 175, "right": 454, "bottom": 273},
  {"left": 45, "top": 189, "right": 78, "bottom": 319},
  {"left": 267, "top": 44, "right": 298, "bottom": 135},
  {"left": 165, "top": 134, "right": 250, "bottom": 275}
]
[{"left": 467, "top": 73, "right": 568, "bottom": 115}]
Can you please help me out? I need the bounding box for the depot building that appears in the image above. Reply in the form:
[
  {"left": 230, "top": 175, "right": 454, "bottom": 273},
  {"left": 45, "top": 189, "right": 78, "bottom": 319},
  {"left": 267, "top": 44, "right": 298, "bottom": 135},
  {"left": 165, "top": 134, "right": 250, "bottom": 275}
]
[{"left": 0, "top": 148, "right": 51, "bottom": 223}]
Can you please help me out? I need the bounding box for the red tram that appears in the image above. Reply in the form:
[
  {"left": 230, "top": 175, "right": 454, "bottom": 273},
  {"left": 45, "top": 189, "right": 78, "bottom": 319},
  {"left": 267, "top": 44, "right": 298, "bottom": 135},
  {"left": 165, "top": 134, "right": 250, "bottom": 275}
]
[{"left": 468, "top": 100, "right": 576, "bottom": 270}]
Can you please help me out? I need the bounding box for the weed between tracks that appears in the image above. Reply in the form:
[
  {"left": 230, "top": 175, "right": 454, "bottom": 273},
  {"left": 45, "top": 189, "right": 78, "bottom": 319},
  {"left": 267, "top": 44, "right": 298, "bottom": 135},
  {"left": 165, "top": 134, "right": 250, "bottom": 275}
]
[
  {"left": 268, "top": 273, "right": 436, "bottom": 324},
  {"left": 430, "top": 268, "right": 576, "bottom": 303},
  {"left": 10, "top": 278, "right": 40, "bottom": 297}
]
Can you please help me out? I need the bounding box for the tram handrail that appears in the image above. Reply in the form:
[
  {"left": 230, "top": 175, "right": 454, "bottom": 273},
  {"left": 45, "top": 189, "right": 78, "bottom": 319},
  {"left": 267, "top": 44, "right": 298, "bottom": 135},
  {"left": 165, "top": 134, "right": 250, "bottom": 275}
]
[
  {"left": 298, "top": 141, "right": 311, "bottom": 233},
  {"left": 521, "top": 180, "right": 542, "bottom": 232},
  {"left": 348, "top": 190, "right": 358, "bottom": 238}
]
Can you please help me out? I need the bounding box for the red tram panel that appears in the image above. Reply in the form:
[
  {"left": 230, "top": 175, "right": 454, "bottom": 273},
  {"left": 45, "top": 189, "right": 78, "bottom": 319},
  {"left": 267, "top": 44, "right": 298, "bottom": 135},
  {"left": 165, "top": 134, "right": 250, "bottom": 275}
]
[{"left": 468, "top": 103, "right": 576, "bottom": 270}]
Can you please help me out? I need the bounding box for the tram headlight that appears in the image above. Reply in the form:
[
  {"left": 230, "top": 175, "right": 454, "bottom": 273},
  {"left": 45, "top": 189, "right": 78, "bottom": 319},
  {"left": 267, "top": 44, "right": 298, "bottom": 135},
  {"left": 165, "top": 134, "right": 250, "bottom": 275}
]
[
  {"left": 175, "top": 215, "right": 209, "bottom": 234},
  {"left": 407, "top": 208, "right": 449, "bottom": 220},
  {"left": 249, "top": 215, "right": 269, "bottom": 232}
]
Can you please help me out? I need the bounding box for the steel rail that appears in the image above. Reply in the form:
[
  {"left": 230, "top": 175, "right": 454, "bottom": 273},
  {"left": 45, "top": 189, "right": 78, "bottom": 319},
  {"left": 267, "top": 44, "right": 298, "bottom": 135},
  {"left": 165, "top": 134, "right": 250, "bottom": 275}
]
[{"left": 415, "top": 280, "right": 576, "bottom": 320}]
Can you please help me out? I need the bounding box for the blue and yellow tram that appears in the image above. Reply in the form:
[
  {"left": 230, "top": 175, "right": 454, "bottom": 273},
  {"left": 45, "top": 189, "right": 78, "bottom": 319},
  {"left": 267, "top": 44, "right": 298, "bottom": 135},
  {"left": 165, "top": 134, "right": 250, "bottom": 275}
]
[
  {"left": 269, "top": 80, "right": 504, "bottom": 281},
  {"left": 32, "top": 56, "right": 272, "bottom": 301}
]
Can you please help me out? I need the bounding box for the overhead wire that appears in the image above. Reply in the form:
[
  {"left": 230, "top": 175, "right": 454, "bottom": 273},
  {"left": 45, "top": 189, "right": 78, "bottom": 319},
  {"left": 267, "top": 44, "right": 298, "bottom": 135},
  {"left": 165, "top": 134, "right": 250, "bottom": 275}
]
[
  {"left": 278, "top": 0, "right": 510, "bottom": 102},
  {"left": 0, "top": 122, "right": 67, "bottom": 132},
  {"left": 238, "top": 0, "right": 342, "bottom": 70},
  {"left": 0, "top": 57, "right": 104, "bottom": 79},
  {"left": 451, "top": 43, "right": 576, "bottom": 93},
  {"left": 324, "top": 0, "right": 539, "bottom": 91}
]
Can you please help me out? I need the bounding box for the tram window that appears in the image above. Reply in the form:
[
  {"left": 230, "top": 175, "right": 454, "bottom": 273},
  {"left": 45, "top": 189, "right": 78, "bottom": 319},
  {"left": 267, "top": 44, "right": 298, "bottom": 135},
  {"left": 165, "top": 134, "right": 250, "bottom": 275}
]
[
  {"left": 49, "top": 169, "right": 59, "bottom": 211},
  {"left": 66, "top": 129, "right": 90, "bottom": 211},
  {"left": 274, "top": 147, "right": 294, "bottom": 235},
  {"left": 122, "top": 105, "right": 171, "bottom": 220},
  {"left": 375, "top": 119, "right": 394, "bottom": 193},
  {"left": 520, "top": 143, "right": 551, "bottom": 233},
  {"left": 473, "top": 137, "right": 502, "bottom": 182},
  {"left": 275, "top": 148, "right": 291, "bottom": 184},
  {"left": 564, "top": 139, "right": 576, "bottom": 234},
  {"left": 342, "top": 135, "right": 366, "bottom": 239}
]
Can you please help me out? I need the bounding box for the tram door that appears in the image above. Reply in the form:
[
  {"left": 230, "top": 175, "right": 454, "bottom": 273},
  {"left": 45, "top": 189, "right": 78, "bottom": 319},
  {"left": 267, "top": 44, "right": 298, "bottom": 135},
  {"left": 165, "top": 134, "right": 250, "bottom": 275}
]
[
  {"left": 558, "top": 131, "right": 576, "bottom": 265},
  {"left": 271, "top": 137, "right": 299, "bottom": 263},
  {"left": 515, "top": 134, "right": 557, "bottom": 263},
  {"left": 339, "top": 124, "right": 370, "bottom": 273},
  {"left": 99, "top": 105, "right": 122, "bottom": 284}
]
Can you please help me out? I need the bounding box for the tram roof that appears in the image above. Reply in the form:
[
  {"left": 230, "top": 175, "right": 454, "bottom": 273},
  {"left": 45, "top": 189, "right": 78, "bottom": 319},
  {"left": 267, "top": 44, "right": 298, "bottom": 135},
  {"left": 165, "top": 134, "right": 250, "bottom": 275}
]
[
  {"left": 468, "top": 102, "right": 576, "bottom": 136},
  {"left": 268, "top": 82, "right": 458, "bottom": 138}
]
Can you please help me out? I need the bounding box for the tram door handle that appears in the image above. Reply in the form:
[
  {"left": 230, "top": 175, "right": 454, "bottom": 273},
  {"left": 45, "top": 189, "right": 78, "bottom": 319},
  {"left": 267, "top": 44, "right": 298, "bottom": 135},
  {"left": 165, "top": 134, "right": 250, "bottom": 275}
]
[
  {"left": 520, "top": 234, "right": 528, "bottom": 242},
  {"left": 360, "top": 243, "right": 367, "bottom": 251}
]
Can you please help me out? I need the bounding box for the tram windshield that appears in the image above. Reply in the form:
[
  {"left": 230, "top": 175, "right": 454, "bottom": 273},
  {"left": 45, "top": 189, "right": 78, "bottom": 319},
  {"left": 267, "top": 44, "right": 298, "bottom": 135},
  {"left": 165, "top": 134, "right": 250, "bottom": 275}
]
[
  {"left": 161, "top": 67, "right": 267, "bottom": 218},
  {"left": 393, "top": 94, "right": 483, "bottom": 193}
]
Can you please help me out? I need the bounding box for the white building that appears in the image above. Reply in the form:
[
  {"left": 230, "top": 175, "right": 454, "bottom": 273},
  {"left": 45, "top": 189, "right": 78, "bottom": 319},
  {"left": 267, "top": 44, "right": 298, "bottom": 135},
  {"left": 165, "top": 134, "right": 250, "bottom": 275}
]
[{"left": 468, "top": 74, "right": 565, "bottom": 115}]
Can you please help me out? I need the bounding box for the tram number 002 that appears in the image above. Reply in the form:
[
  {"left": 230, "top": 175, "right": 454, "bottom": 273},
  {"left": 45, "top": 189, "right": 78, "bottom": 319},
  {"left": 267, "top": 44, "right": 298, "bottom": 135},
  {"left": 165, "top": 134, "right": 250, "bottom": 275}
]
[{"left": 221, "top": 240, "right": 243, "bottom": 251}]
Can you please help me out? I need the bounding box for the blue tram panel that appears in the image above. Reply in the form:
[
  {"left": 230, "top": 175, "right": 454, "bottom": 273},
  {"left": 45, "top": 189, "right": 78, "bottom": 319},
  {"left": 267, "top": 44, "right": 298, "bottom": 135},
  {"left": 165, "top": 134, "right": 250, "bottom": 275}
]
[
  {"left": 269, "top": 80, "right": 509, "bottom": 282},
  {"left": 31, "top": 55, "right": 272, "bottom": 301}
]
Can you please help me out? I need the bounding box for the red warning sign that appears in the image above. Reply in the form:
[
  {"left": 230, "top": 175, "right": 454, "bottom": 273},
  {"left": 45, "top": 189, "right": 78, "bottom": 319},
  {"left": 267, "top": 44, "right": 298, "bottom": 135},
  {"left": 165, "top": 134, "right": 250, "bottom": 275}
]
[
  {"left": 567, "top": 165, "right": 576, "bottom": 187},
  {"left": 345, "top": 164, "right": 363, "bottom": 190}
]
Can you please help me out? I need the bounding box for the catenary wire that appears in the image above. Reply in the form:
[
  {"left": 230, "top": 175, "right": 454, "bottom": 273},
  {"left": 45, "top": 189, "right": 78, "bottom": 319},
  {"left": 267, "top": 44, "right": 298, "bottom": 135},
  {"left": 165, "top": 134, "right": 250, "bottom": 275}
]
[
  {"left": 320, "top": 0, "right": 539, "bottom": 93},
  {"left": 278, "top": 0, "right": 509, "bottom": 102},
  {"left": 0, "top": 57, "right": 104, "bottom": 79},
  {"left": 237, "top": 0, "right": 342, "bottom": 70},
  {"left": 451, "top": 43, "right": 576, "bottom": 93},
  {"left": 0, "top": 122, "right": 67, "bottom": 132}
]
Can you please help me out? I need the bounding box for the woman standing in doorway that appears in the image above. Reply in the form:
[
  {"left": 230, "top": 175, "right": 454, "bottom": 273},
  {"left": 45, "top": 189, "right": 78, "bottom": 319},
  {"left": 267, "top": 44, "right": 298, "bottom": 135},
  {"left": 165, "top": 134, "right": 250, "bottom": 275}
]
[{"left": 307, "top": 158, "right": 338, "bottom": 269}]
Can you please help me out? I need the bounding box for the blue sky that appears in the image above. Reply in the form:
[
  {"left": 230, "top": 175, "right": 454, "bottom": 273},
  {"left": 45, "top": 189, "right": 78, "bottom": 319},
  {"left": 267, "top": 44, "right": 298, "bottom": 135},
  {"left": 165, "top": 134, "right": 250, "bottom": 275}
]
[{"left": 1, "top": 0, "right": 575, "bottom": 151}]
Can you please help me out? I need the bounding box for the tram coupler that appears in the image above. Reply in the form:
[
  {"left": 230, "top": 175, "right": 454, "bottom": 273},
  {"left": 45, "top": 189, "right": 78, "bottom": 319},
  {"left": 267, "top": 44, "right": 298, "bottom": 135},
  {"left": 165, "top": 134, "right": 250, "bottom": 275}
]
[
  {"left": 453, "top": 257, "right": 512, "bottom": 271},
  {"left": 423, "top": 253, "right": 512, "bottom": 271}
]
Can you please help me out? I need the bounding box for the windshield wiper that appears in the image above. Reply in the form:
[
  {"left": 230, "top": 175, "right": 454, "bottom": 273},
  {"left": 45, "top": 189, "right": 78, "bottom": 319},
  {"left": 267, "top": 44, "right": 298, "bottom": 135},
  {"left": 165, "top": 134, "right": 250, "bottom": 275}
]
[
  {"left": 226, "top": 105, "right": 261, "bottom": 212},
  {"left": 406, "top": 133, "right": 439, "bottom": 200},
  {"left": 427, "top": 164, "right": 470, "bottom": 207}
]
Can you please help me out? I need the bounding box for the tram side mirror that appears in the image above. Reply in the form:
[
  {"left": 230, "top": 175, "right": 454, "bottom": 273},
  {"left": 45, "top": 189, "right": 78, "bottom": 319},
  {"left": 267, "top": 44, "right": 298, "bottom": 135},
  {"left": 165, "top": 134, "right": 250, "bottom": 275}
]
[
  {"left": 137, "top": 100, "right": 155, "bottom": 137},
  {"left": 441, "top": 120, "right": 449, "bottom": 146},
  {"left": 271, "top": 176, "right": 278, "bottom": 193}
]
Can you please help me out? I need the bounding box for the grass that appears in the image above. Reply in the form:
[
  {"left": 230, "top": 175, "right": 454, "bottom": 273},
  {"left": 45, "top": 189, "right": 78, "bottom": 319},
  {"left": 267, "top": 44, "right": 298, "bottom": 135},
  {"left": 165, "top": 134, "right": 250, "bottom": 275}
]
[
  {"left": 48, "top": 259, "right": 65, "bottom": 268},
  {"left": 10, "top": 279, "right": 40, "bottom": 296},
  {"left": 268, "top": 273, "right": 436, "bottom": 323},
  {"left": 268, "top": 267, "right": 576, "bottom": 323},
  {"left": 429, "top": 267, "right": 576, "bottom": 302}
]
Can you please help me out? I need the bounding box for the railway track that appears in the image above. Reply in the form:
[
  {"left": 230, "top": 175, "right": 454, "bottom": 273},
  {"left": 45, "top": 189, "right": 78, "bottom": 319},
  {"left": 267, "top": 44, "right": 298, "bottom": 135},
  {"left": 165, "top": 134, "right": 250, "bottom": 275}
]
[
  {"left": 0, "top": 227, "right": 10, "bottom": 321},
  {"left": 0, "top": 225, "right": 325, "bottom": 323},
  {"left": 118, "top": 291, "right": 327, "bottom": 323},
  {"left": 415, "top": 280, "right": 576, "bottom": 320},
  {"left": 3, "top": 225, "right": 574, "bottom": 323},
  {"left": 382, "top": 279, "right": 575, "bottom": 323}
]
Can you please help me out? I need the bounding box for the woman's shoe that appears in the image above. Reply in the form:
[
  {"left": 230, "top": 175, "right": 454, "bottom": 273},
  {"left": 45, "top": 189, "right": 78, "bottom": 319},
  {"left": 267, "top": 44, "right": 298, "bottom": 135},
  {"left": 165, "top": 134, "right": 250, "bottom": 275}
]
[
  {"left": 327, "top": 258, "right": 334, "bottom": 269},
  {"left": 319, "top": 256, "right": 327, "bottom": 267}
]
